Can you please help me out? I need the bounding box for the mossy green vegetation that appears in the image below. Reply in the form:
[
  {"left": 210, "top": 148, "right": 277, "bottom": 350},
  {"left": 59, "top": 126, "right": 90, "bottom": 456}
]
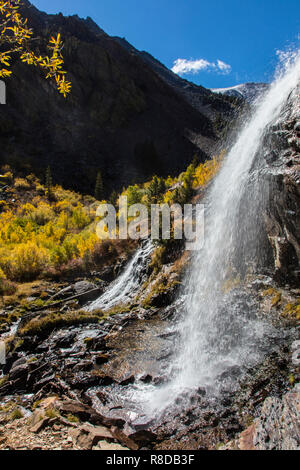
[
  {"left": 18, "top": 310, "right": 105, "bottom": 337},
  {"left": 9, "top": 408, "right": 24, "bottom": 421}
]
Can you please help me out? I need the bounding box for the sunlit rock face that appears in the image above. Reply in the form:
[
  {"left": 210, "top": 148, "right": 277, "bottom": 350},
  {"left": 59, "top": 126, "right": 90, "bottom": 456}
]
[{"left": 262, "top": 86, "right": 300, "bottom": 285}]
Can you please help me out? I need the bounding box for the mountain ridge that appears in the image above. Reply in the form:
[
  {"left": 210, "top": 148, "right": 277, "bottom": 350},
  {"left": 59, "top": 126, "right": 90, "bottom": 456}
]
[
  {"left": 0, "top": 1, "right": 238, "bottom": 195},
  {"left": 211, "top": 82, "right": 269, "bottom": 102}
]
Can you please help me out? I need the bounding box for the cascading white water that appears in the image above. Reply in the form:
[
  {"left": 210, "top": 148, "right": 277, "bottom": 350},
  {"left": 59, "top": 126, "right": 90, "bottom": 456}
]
[
  {"left": 145, "top": 50, "right": 300, "bottom": 413},
  {"left": 87, "top": 239, "right": 153, "bottom": 311}
]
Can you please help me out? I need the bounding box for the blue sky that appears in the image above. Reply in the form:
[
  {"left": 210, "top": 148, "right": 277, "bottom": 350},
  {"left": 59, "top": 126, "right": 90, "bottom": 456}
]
[{"left": 32, "top": 0, "right": 300, "bottom": 88}]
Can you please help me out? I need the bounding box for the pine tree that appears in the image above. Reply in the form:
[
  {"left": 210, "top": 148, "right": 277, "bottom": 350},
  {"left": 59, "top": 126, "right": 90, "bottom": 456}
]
[
  {"left": 146, "top": 176, "right": 165, "bottom": 205},
  {"left": 45, "top": 166, "right": 53, "bottom": 201},
  {"left": 182, "top": 164, "right": 195, "bottom": 201},
  {"left": 94, "top": 171, "right": 104, "bottom": 201}
]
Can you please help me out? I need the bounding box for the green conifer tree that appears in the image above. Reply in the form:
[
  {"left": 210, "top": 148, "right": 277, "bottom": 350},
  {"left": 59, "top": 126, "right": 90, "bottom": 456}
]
[
  {"left": 94, "top": 171, "right": 104, "bottom": 201},
  {"left": 45, "top": 166, "right": 53, "bottom": 201}
]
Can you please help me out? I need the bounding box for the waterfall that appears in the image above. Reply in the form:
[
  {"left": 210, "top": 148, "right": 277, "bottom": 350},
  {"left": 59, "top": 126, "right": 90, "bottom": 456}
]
[
  {"left": 145, "top": 51, "right": 300, "bottom": 413},
  {"left": 87, "top": 239, "right": 153, "bottom": 311}
]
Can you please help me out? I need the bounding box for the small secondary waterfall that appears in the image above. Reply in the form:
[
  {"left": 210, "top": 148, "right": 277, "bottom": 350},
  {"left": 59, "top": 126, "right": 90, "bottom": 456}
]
[
  {"left": 87, "top": 239, "right": 153, "bottom": 311},
  {"left": 145, "top": 51, "right": 300, "bottom": 413}
]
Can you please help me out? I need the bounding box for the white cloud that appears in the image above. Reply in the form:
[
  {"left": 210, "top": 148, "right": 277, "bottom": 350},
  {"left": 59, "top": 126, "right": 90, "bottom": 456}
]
[
  {"left": 216, "top": 60, "right": 232, "bottom": 74},
  {"left": 171, "top": 58, "right": 232, "bottom": 76}
]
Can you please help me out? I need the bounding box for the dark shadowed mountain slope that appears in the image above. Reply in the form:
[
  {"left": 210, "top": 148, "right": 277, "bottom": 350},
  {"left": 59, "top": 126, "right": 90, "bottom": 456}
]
[
  {"left": 0, "top": 1, "right": 234, "bottom": 195},
  {"left": 114, "top": 37, "right": 241, "bottom": 121}
]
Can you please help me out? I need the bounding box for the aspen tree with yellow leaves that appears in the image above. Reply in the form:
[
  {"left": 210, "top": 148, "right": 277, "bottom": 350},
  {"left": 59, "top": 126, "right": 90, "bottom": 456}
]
[{"left": 0, "top": 0, "right": 71, "bottom": 96}]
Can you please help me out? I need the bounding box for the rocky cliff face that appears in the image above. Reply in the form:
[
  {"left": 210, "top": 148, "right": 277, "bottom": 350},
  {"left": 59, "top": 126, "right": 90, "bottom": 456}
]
[
  {"left": 263, "top": 87, "right": 300, "bottom": 285},
  {"left": 0, "top": 1, "right": 235, "bottom": 195},
  {"left": 221, "top": 383, "right": 300, "bottom": 450}
]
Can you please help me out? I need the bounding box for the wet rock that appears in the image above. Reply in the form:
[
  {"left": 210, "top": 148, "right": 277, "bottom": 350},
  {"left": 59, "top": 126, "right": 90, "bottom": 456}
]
[
  {"left": 50, "top": 281, "right": 101, "bottom": 304},
  {"left": 140, "top": 374, "right": 153, "bottom": 384},
  {"left": 250, "top": 277, "right": 273, "bottom": 291},
  {"left": 73, "top": 281, "right": 97, "bottom": 295},
  {"left": 2, "top": 352, "right": 20, "bottom": 375},
  {"left": 225, "top": 386, "right": 300, "bottom": 450},
  {"left": 292, "top": 349, "right": 300, "bottom": 367},
  {"left": 32, "top": 373, "right": 56, "bottom": 392},
  {"left": 93, "top": 371, "right": 116, "bottom": 386},
  {"left": 110, "top": 426, "right": 139, "bottom": 450},
  {"left": 158, "top": 331, "right": 178, "bottom": 339},
  {"left": 119, "top": 374, "right": 135, "bottom": 386},
  {"left": 95, "top": 353, "right": 110, "bottom": 365},
  {"left": 66, "top": 372, "right": 101, "bottom": 390},
  {"left": 87, "top": 335, "right": 107, "bottom": 351},
  {"left": 10, "top": 357, "right": 27, "bottom": 370},
  {"left": 54, "top": 332, "right": 76, "bottom": 349},
  {"left": 98, "top": 266, "right": 116, "bottom": 283},
  {"left": 129, "top": 429, "right": 157, "bottom": 446},
  {"left": 130, "top": 415, "right": 156, "bottom": 432},
  {"left": 51, "top": 286, "right": 73, "bottom": 300},
  {"left": 291, "top": 340, "right": 300, "bottom": 352},
  {"left": 72, "top": 360, "right": 94, "bottom": 372},
  {"left": 218, "top": 365, "right": 241, "bottom": 381},
  {"left": 59, "top": 400, "right": 125, "bottom": 428},
  {"left": 96, "top": 391, "right": 109, "bottom": 405},
  {"left": 26, "top": 362, "right": 50, "bottom": 388},
  {"left": 153, "top": 375, "right": 168, "bottom": 385},
  {"left": 9, "top": 363, "right": 29, "bottom": 383}
]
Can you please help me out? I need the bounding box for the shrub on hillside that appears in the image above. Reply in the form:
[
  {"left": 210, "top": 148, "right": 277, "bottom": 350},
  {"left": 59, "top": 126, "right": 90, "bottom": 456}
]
[
  {"left": 8, "top": 241, "right": 49, "bottom": 281},
  {"left": 14, "top": 178, "right": 31, "bottom": 190}
]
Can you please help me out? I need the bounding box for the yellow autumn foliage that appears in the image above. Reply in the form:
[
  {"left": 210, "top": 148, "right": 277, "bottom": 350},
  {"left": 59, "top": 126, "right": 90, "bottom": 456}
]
[
  {"left": 0, "top": 0, "right": 71, "bottom": 96},
  {"left": 193, "top": 153, "right": 224, "bottom": 189},
  {"left": 0, "top": 181, "right": 98, "bottom": 280}
]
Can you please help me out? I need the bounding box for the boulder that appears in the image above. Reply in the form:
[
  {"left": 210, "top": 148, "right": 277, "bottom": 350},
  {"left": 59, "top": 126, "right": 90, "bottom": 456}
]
[
  {"left": 119, "top": 374, "right": 135, "bottom": 386},
  {"left": 73, "top": 281, "right": 97, "bottom": 295},
  {"left": 254, "top": 387, "right": 300, "bottom": 450},
  {"left": 30, "top": 409, "right": 45, "bottom": 426},
  {"left": 72, "top": 360, "right": 94, "bottom": 372},
  {"left": 69, "top": 424, "right": 114, "bottom": 450},
  {"left": 59, "top": 399, "right": 125, "bottom": 428},
  {"left": 29, "top": 417, "right": 50, "bottom": 434},
  {"left": 111, "top": 425, "right": 157, "bottom": 450},
  {"left": 38, "top": 396, "right": 60, "bottom": 410},
  {"left": 110, "top": 426, "right": 139, "bottom": 450},
  {"left": 221, "top": 386, "right": 300, "bottom": 450},
  {"left": 95, "top": 441, "right": 129, "bottom": 451},
  {"left": 95, "top": 354, "right": 110, "bottom": 365}
]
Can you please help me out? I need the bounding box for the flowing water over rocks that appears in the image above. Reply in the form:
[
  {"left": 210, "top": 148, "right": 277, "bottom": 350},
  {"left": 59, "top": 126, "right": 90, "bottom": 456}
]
[{"left": 87, "top": 240, "right": 153, "bottom": 311}]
